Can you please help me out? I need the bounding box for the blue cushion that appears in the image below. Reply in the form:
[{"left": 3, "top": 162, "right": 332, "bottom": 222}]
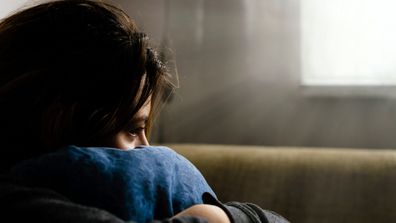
[{"left": 10, "top": 146, "right": 216, "bottom": 222}]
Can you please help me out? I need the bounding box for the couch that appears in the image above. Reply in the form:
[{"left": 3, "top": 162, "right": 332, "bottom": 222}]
[{"left": 168, "top": 144, "right": 396, "bottom": 223}]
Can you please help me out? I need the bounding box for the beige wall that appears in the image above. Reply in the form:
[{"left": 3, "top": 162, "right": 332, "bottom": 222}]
[{"left": 115, "top": 0, "right": 396, "bottom": 149}]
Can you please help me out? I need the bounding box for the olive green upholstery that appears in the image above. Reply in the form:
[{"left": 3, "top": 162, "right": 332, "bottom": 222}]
[{"left": 168, "top": 144, "right": 396, "bottom": 223}]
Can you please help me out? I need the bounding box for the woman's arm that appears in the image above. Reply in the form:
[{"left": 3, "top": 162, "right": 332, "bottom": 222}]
[{"left": 171, "top": 204, "right": 230, "bottom": 223}]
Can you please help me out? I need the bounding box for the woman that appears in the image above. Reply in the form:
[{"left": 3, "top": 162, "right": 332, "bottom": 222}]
[{"left": 0, "top": 1, "right": 289, "bottom": 222}]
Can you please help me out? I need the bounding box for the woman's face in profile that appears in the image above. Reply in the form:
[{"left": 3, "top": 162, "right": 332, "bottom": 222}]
[{"left": 107, "top": 101, "right": 151, "bottom": 150}]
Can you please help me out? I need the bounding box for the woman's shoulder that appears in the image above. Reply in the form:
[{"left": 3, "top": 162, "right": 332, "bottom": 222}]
[{"left": 0, "top": 174, "right": 124, "bottom": 222}]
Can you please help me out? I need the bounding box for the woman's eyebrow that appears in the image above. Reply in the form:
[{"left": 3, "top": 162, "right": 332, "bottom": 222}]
[{"left": 131, "top": 116, "right": 149, "bottom": 123}]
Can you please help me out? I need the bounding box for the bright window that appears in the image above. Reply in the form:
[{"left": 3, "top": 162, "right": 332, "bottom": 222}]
[{"left": 301, "top": 0, "right": 396, "bottom": 86}]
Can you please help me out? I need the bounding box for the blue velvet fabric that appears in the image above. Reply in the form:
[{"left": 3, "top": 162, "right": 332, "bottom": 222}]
[{"left": 10, "top": 146, "right": 216, "bottom": 222}]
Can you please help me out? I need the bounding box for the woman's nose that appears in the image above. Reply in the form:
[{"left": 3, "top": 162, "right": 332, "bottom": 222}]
[{"left": 137, "top": 133, "right": 149, "bottom": 146}]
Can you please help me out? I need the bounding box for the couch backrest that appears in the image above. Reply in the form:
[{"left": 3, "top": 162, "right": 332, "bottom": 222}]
[{"left": 169, "top": 144, "right": 396, "bottom": 223}]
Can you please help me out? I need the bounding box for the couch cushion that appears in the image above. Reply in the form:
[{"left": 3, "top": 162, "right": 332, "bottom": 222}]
[{"left": 169, "top": 144, "right": 396, "bottom": 223}]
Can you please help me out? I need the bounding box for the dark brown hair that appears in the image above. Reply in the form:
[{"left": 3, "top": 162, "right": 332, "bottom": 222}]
[{"left": 0, "top": 0, "right": 173, "bottom": 170}]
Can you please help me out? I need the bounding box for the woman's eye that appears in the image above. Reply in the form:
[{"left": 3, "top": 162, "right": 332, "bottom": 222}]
[{"left": 128, "top": 127, "right": 146, "bottom": 137}]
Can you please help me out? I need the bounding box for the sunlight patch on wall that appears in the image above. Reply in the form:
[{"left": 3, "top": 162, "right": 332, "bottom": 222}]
[{"left": 301, "top": 0, "right": 396, "bottom": 86}]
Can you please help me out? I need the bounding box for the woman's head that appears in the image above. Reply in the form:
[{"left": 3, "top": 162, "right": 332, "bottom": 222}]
[{"left": 0, "top": 0, "right": 173, "bottom": 167}]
